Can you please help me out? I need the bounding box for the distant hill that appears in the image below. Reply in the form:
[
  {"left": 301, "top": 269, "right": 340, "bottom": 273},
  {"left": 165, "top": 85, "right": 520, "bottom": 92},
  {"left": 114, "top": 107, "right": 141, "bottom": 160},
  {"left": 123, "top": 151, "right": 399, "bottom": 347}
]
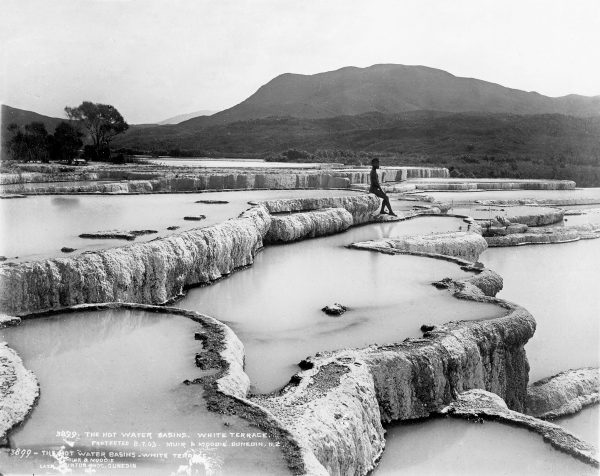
[
  {"left": 157, "top": 110, "right": 217, "bottom": 125},
  {"left": 1, "top": 104, "right": 66, "bottom": 133},
  {"left": 115, "top": 110, "right": 600, "bottom": 161},
  {"left": 188, "top": 64, "right": 600, "bottom": 127}
]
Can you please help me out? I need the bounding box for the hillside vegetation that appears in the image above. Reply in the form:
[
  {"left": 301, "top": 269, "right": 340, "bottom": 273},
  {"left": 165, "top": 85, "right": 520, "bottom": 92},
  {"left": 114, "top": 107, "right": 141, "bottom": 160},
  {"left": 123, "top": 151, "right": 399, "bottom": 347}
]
[{"left": 114, "top": 111, "right": 600, "bottom": 185}]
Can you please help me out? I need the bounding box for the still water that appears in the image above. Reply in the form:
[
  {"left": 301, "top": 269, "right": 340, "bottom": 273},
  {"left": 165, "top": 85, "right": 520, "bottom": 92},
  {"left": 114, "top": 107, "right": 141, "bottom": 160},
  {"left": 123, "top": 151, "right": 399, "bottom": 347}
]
[
  {"left": 0, "top": 189, "right": 358, "bottom": 262},
  {"left": 178, "top": 217, "right": 503, "bottom": 393},
  {"left": 143, "top": 158, "right": 328, "bottom": 168},
  {"left": 376, "top": 418, "right": 597, "bottom": 475},
  {"left": 0, "top": 310, "right": 288, "bottom": 475},
  {"left": 481, "top": 239, "right": 600, "bottom": 383},
  {"left": 555, "top": 405, "right": 599, "bottom": 449}
]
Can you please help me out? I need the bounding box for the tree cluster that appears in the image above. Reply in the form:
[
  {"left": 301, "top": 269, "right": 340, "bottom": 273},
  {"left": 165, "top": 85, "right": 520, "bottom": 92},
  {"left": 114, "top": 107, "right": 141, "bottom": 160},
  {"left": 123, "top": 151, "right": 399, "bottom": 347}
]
[
  {"left": 4, "top": 101, "right": 128, "bottom": 163},
  {"left": 5, "top": 121, "right": 83, "bottom": 163}
]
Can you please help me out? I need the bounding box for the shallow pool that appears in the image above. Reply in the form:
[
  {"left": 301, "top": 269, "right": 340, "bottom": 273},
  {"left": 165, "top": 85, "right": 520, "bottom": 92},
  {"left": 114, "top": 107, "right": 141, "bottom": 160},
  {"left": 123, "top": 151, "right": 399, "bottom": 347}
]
[
  {"left": 178, "top": 217, "right": 503, "bottom": 393},
  {"left": 375, "top": 417, "right": 596, "bottom": 475},
  {"left": 0, "top": 309, "right": 288, "bottom": 475},
  {"left": 481, "top": 239, "right": 600, "bottom": 382},
  {"left": 555, "top": 405, "right": 599, "bottom": 449},
  {"left": 143, "top": 157, "right": 329, "bottom": 168},
  {"left": 0, "top": 189, "right": 359, "bottom": 262}
]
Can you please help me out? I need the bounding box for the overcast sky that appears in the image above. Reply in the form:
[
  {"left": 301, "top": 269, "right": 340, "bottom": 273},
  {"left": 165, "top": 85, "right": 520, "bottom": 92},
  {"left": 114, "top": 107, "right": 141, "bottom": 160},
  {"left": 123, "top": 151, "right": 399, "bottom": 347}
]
[{"left": 2, "top": 0, "right": 599, "bottom": 124}]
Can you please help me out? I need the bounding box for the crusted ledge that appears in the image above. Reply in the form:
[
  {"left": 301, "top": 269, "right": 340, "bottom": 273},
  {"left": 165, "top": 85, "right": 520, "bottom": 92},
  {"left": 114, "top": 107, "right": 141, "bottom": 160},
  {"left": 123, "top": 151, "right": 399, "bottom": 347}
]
[
  {"left": 0, "top": 342, "right": 39, "bottom": 444},
  {"left": 527, "top": 368, "right": 600, "bottom": 419}
]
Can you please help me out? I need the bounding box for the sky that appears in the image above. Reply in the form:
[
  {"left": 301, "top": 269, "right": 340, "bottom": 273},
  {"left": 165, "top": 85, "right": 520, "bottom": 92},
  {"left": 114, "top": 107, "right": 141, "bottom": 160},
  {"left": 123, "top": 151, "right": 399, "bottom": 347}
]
[{"left": 2, "top": 0, "right": 599, "bottom": 124}]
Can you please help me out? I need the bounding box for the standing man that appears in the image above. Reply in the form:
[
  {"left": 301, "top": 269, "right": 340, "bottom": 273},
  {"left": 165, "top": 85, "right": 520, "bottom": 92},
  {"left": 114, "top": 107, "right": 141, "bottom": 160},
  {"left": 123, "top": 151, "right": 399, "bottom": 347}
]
[{"left": 369, "top": 158, "right": 396, "bottom": 216}]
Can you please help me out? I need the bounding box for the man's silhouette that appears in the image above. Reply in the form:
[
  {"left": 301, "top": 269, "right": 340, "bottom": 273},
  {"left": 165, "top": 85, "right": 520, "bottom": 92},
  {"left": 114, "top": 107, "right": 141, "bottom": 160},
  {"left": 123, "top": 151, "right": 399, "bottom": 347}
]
[{"left": 369, "top": 158, "right": 396, "bottom": 216}]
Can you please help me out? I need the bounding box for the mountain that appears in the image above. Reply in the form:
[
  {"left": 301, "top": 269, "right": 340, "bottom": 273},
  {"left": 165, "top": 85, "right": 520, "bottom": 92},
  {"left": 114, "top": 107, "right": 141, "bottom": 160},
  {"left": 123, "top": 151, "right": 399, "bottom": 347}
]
[
  {"left": 1, "top": 104, "right": 66, "bottom": 133},
  {"left": 182, "top": 64, "right": 599, "bottom": 128},
  {"left": 157, "top": 110, "right": 217, "bottom": 125}
]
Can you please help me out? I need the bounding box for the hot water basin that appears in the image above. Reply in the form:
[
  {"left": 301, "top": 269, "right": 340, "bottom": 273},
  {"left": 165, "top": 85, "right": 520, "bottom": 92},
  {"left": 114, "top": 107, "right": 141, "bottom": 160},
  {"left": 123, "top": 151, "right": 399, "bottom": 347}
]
[
  {"left": 0, "top": 189, "right": 359, "bottom": 262},
  {"left": 481, "top": 239, "right": 600, "bottom": 383},
  {"left": 178, "top": 216, "right": 504, "bottom": 393},
  {"left": 375, "top": 418, "right": 597, "bottom": 476},
  {"left": 0, "top": 309, "right": 288, "bottom": 475}
]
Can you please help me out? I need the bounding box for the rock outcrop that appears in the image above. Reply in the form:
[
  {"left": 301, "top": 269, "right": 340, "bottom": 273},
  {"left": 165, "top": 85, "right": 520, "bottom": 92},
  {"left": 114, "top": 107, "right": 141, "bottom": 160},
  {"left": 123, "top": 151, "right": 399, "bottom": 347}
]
[
  {"left": 257, "top": 195, "right": 380, "bottom": 225},
  {"left": 0, "top": 206, "right": 271, "bottom": 315},
  {"left": 485, "top": 224, "right": 600, "bottom": 247},
  {"left": 265, "top": 208, "right": 354, "bottom": 243},
  {"left": 0, "top": 342, "right": 39, "bottom": 443},
  {"left": 527, "top": 368, "right": 600, "bottom": 419},
  {"left": 350, "top": 232, "right": 488, "bottom": 263},
  {"left": 442, "top": 389, "right": 598, "bottom": 467}
]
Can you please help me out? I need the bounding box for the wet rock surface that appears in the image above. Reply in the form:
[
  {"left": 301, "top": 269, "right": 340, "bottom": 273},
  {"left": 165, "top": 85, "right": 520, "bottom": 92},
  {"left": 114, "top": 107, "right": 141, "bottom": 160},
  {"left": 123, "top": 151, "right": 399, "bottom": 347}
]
[
  {"left": 442, "top": 389, "right": 599, "bottom": 467},
  {"left": 527, "top": 368, "right": 600, "bottom": 419},
  {"left": 321, "top": 303, "right": 347, "bottom": 316}
]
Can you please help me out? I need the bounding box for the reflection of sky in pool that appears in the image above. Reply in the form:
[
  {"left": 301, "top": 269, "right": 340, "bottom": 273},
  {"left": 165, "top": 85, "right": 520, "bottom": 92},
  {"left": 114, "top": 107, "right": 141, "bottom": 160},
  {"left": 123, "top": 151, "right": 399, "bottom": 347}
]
[
  {"left": 376, "top": 418, "right": 597, "bottom": 475},
  {"left": 0, "top": 189, "right": 358, "bottom": 262},
  {"left": 0, "top": 310, "right": 288, "bottom": 475},
  {"left": 482, "top": 239, "right": 600, "bottom": 383}
]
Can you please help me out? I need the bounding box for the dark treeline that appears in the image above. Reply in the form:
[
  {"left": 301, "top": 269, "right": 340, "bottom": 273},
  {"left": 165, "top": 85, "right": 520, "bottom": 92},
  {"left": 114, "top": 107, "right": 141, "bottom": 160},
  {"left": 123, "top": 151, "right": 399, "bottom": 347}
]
[
  {"left": 114, "top": 112, "right": 600, "bottom": 186},
  {"left": 3, "top": 102, "right": 129, "bottom": 164}
]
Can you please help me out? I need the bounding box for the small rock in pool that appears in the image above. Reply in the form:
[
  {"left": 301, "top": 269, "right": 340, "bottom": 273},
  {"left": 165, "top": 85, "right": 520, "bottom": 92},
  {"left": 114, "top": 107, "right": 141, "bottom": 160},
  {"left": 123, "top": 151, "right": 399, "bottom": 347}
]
[
  {"left": 420, "top": 324, "right": 436, "bottom": 332},
  {"left": 79, "top": 230, "right": 136, "bottom": 240},
  {"left": 130, "top": 229, "right": 158, "bottom": 236},
  {"left": 167, "top": 225, "right": 180, "bottom": 230},
  {"left": 61, "top": 247, "right": 76, "bottom": 253},
  {"left": 184, "top": 215, "right": 207, "bottom": 221},
  {"left": 322, "top": 303, "right": 347, "bottom": 316},
  {"left": 195, "top": 199, "right": 229, "bottom": 204}
]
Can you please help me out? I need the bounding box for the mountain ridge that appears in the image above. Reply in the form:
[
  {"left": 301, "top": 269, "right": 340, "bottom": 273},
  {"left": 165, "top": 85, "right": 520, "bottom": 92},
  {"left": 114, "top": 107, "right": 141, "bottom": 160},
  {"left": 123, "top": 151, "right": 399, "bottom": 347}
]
[{"left": 181, "top": 64, "right": 600, "bottom": 128}]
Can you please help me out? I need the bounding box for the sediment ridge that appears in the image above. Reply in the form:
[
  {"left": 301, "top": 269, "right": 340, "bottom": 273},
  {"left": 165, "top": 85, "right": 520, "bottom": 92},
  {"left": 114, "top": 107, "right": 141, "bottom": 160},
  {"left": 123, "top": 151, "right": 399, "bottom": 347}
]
[{"left": 0, "top": 342, "right": 39, "bottom": 444}]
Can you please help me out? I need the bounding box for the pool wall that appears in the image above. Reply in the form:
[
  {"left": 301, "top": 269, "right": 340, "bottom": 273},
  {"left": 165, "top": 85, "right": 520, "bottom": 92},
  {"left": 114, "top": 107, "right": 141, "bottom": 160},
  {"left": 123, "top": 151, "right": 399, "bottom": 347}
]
[
  {"left": 0, "top": 165, "right": 451, "bottom": 195},
  {"left": 0, "top": 195, "right": 383, "bottom": 315}
]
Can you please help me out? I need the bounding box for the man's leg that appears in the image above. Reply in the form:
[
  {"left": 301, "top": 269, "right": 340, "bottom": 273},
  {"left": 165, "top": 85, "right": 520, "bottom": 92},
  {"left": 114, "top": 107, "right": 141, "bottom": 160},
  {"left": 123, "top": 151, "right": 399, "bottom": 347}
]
[{"left": 372, "top": 189, "right": 387, "bottom": 213}]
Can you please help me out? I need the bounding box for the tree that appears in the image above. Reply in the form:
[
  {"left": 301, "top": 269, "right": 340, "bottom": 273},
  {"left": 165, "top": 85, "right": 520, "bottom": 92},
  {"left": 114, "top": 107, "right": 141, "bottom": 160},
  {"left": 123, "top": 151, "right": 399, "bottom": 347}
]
[
  {"left": 48, "top": 122, "right": 84, "bottom": 163},
  {"left": 65, "top": 101, "right": 128, "bottom": 160},
  {"left": 5, "top": 121, "right": 49, "bottom": 162}
]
